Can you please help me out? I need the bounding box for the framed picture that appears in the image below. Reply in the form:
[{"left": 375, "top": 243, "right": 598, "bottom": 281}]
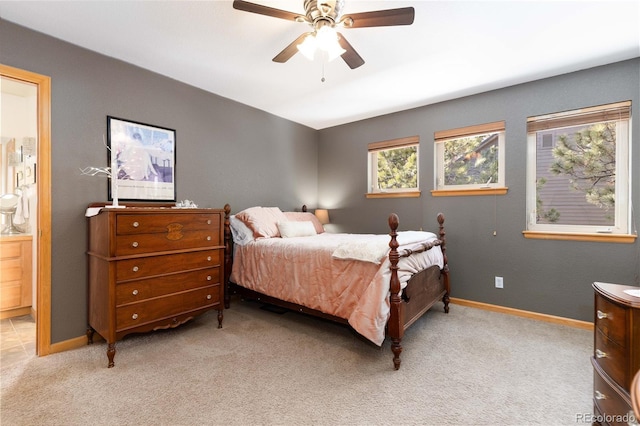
[{"left": 107, "top": 116, "right": 176, "bottom": 202}]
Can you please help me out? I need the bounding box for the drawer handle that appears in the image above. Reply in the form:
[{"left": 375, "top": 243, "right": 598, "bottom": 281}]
[
  {"left": 595, "top": 349, "right": 607, "bottom": 359},
  {"left": 597, "top": 310, "right": 608, "bottom": 320},
  {"left": 207, "top": 236, "right": 212, "bottom": 241},
  {"left": 207, "top": 256, "right": 212, "bottom": 262},
  {"left": 206, "top": 294, "right": 212, "bottom": 300},
  {"left": 595, "top": 390, "right": 606, "bottom": 400},
  {"left": 132, "top": 313, "right": 138, "bottom": 320},
  {"left": 207, "top": 275, "right": 212, "bottom": 281},
  {"left": 132, "top": 266, "right": 139, "bottom": 272},
  {"left": 132, "top": 289, "right": 138, "bottom": 296},
  {"left": 207, "top": 220, "right": 212, "bottom": 225},
  {"left": 132, "top": 221, "right": 139, "bottom": 228},
  {"left": 132, "top": 242, "right": 139, "bottom": 248}
]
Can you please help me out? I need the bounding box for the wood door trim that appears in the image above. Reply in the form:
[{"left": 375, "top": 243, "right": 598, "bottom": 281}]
[{"left": 0, "top": 63, "right": 52, "bottom": 356}]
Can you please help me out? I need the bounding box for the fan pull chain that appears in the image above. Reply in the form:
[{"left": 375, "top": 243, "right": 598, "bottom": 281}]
[{"left": 321, "top": 62, "right": 326, "bottom": 83}]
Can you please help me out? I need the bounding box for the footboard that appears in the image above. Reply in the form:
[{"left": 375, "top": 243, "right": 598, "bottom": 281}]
[{"left": 387, "top": 212, "right": 450, "bottom": 370}]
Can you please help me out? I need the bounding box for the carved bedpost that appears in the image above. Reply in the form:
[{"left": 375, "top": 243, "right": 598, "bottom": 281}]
[
  {"left": 388, "top": 213, "right": 404, "bottom": 370},
  {"left": 224, "top": 204, "right": 232, "bottom": 309},
  {"left": 437, "top": 212, "right": 450, "bottom": 313}
]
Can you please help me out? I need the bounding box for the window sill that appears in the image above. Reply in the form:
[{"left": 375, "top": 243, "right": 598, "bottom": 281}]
[
  {"left": 366, "top": 191, "right": 421, "bottom": 199},
  {"left": 431, "top": 187, "right": 508, "bottom": 197},
  {"left": 523, "top": 231, "right": 637, "bottom": 243}
]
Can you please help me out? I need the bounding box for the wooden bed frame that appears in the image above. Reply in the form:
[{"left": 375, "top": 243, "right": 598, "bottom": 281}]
[{"left": 221, "top": 204, "right": 450, "bottom": 370}]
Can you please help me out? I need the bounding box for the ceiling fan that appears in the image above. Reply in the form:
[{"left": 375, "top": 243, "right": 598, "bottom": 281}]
[{"left": 232, "top": 0, "right": 415, "bottom": 69}]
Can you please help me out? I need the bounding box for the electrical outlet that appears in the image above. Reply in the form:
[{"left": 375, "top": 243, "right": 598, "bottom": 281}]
[{"left": 495, "top": 276, "right": 504, "bottom": 289}]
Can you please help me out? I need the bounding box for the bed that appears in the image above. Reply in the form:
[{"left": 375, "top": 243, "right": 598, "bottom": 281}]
[{"left": 222, "top": 204, "right": 450, "bottom": 370}]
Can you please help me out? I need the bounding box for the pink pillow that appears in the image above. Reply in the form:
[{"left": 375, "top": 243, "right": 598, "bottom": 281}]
[
  {"left": 235, "top": 207, "right": 288, "bottom": 238},
  {"left": 283, "top": 212, "right": 325, "bottom": 234}
]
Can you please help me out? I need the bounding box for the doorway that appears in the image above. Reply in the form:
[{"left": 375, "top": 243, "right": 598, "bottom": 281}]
[{"left": 0, "top": 64, "right": 51, "bottom": 360}]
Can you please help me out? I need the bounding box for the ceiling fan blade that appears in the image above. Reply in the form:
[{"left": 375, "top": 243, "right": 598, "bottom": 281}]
[
  {"left": 336, "top": 33, "right": 364, "bottom": 69},
  {"left": 343, "top": 7, "right": 415, "bottom": 28},
  {"left": 273, "top": 33, "right": 311, "bottom": 63},
  {"left": 233, "top": 0, "right": 302, "bottom": 22}
]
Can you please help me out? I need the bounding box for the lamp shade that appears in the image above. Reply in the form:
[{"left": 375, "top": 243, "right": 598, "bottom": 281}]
[{"left": 314, "top": 209, "right": 330, "bottom": 225}]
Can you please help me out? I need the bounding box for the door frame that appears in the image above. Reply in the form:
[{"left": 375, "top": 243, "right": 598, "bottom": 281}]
[{"left": 0, "top": 63, "right": 52, "bottom": 356}]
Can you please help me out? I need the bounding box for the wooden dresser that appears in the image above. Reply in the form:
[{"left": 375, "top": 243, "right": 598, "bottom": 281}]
[
  {"left": 0, "top": 235, "right": 33, "bottom": 318},
  {"left": 592, "top": 282, "right": 640, "bottom": 426},
  {"left": 87, "top": 206, "right": 226, "bottom": 367}
]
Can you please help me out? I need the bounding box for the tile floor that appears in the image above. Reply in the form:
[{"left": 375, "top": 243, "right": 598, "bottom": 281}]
[{"left": 0, "top": 314, "right": 36, "bottom": 369}]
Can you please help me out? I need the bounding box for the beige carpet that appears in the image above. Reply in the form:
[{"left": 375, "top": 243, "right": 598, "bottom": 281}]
[{"left": 1, "top": 297, "right": 592, "bottom": 426}]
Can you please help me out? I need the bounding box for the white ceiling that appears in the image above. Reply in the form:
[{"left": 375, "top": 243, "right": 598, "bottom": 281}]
[{"left": 1, "top": 1, "right": 639, "bottom": 130}]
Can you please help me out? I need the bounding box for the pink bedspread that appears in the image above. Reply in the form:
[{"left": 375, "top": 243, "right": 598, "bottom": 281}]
[{"left": 231, "top": 232, "right": 444, "bottom": 345}]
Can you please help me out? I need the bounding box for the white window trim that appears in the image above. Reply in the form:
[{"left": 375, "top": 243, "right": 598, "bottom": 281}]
[
  {"left": 525, "top": 106, "right": 632, "bottom": 236},
  {"left": 367, "top": 136, "right": 420, "bottom": 194}
]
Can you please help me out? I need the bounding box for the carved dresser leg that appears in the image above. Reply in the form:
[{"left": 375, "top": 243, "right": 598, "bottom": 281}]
[
  {"left": 217, "top": 309, "right": 223, "bottom": 329},
  {"left": 107, "top": 343, "right": 116, "bottom": 368},
  {"left": 86, "top": 327, "right": 95, "bottom": 345}
]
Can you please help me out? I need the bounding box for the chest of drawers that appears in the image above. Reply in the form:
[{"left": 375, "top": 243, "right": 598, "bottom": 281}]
[
  {"left": 592, "top": 282, "right": 640, "bottom": 425},
  {"left": 87, "top": 206, "right": 225, "bottom": 367}
]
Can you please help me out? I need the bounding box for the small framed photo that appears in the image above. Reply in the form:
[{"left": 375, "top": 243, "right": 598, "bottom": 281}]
[{"left": 107, "top": 116, "right": 176, "bottom": 202}]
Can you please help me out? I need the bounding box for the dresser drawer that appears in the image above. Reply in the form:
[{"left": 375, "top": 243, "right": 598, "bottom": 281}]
[
  {"left": 596, "top": 328, "right": 629, "bottom": 389},
  {"left": 596, "top": 294, "right": 628, "bottom": 347},
  {"left": 0, "top": 283, "right": 22, "bottom": 310},
  {"left": 117, "top": 213, "right": 221, "bottom": 235},
  {"left": 116, "top": 249, "right": 221, "bottom": 281},
  {"left": 593, "top": 359, "right": 633, "bottom": 425},
  {"left": 116, "top": 268, "right": 220, "bottom": 305},
  {"left": 0, "top": 258, "right": 23, "bottom": 283},
  {"left": 116, "top": 285, "right": 220, "bottom": 331},
  {"left": 0, "top": 241, "right": 23, "bottom": 259},
  {"left": 115, "top": 231, "right": 220, "bottom": 255}
]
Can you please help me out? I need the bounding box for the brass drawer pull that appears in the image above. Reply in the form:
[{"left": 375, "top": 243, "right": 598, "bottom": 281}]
[
  {"left": 132, "top": 289, "right": 138, "bottom": 296},
  {"left": 594, "top": 390, "right": 606, "bottom": 400},
  {"left": 132, "top": 266, "right": 139, "bottom": 272},
  {"left": 207, "top": 219, "right": 212, "bottom": 225},
  {"left": 132, "top": 221, "right": 139, "bottom": 228},
  {"left": 207, "top": 275, "right": 212, "bottom": 281},
  {"left": 132, "top": 313, "right": 138, "bottom": 320},
  {"left": 207, "top": 256, "right": 212, "bottom": 261},
  {"left": 597, "top": 310, "right": 608, "bottom": 319},
  {"left": 132, "top": 242, "right": 139, "bottom": 248},
  {"left": 206, "top": 294, "right": 212, "bottom": 300},
  {"left": 207, "top": 236, "right": 211, "bottom": 241},
  {"left": 595, "top": 349, "right": 607, "bottom": 359}
]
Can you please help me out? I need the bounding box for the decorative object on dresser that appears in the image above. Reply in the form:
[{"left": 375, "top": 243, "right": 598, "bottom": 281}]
[
  {"left": 86, "top": 203, "right": 227, "bottom": 367},
  {"left": 592, "top": 282, "right": 640, "bottom": 425},
  {"left": 107, "top": 116, "right": 176, "bottom": 202}
]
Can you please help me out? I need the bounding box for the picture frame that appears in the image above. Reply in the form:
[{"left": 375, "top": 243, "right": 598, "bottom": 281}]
[{"left": 107, "top": 116, "right": 176, "bottom": 202}]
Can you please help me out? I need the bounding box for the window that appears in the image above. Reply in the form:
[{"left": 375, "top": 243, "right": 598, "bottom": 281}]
[
  {"left": 367, "top": 136, "right": 419, "bottom": 198},
  {"left": 434, "top": 121, "right": 506, "bottom": 195},
  {"left": 525, "top": 101, "right": 633, "bottom": 241}
]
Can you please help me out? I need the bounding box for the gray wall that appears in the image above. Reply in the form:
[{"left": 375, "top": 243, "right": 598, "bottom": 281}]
[
  {"left": 318, "top": 58, "right": 640, "bottom": 322},
  {"left": 2, "top": 19, "right": 639, "bottom": 344},
  {"left": 1, "top": 20, "right": 318, "bottom": 343}
]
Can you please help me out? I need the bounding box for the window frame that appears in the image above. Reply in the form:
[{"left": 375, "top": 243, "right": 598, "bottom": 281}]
[
  {"left": 524, "top": 101, "right": 634, "bottom": 242},
  {"left": 433, "top": 121, "right": 506, "bottom": 195},
  {"left": 367, "top": 136, "right": 420, "bottom": 198}
]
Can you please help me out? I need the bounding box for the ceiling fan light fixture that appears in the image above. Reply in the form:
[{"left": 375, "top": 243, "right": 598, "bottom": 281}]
[
  {"left": 297, "top": 34, "right": 317, "bottom": 60},
  {"left": 315, "top": 25, "right": 345, "bottom": 61}
]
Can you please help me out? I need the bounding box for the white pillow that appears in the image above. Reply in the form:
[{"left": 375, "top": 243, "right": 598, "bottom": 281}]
[
  {"left": 277, "top": 221, "right": 317, "bottom": 238},
  {"left": 229, "top": 215, "right": 255, "bottom": 246}
]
